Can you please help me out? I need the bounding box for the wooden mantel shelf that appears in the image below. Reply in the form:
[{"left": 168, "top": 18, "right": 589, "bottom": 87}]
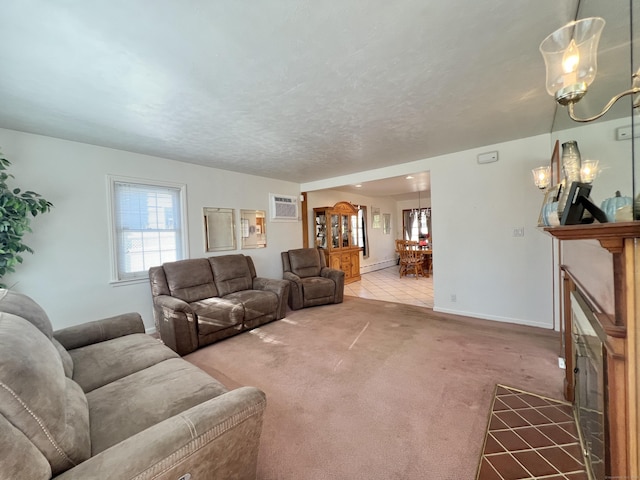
[{"left": 544, "top": 221, "right": 640, "bottom": 253}]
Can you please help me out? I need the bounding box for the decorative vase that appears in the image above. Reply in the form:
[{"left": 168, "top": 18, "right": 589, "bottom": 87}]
[{"left": 557, "top": 141, "right": 582, "bottom": 216}]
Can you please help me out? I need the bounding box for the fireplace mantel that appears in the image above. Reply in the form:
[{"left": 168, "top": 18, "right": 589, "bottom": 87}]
[
  {"left": 545, "top": 222, "right": 640, "bottom": 253},
  {"left": 544, "top": 222, "right": 639, "bottom": 479}
]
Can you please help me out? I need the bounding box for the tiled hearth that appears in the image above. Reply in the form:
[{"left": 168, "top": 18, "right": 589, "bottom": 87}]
[{"left": 477, "top": 385, "right": 588, "bottom": 480}]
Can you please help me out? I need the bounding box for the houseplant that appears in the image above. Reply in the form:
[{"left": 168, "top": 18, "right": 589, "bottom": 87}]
[{"left": 0, "top": 151, "right": 52, "bottom": 288}]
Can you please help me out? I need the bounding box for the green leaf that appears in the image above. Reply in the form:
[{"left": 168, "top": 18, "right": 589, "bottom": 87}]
[{"left": 0, "top": 150, "right": 52, "bottom": 285}]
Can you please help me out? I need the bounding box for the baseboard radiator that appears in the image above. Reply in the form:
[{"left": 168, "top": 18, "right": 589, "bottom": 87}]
[{"left": 360, "top": 259, "right": 397, "bottom": 275}]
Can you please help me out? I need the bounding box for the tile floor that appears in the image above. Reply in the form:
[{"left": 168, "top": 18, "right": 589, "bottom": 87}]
[
  {"left": 344, "top": 265, "right": 434, "bottom": 308},
  {"left": 477, "top": 385, "right": 588, "bottom": 480}
]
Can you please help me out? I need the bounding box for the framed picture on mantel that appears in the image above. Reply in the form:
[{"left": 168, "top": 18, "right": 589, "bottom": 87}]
[{"left": 550, "top": 140, "right": 560, "bottom": 187}]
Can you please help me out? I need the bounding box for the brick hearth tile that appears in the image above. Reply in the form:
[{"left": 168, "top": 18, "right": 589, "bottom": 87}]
[
  {"left": 516, "top": 408, "right": 555, "bottom": 426},
  {"left": 537, "top": 424, "right": 577, "bottom": 445},
  {"left": 494, "top": 410, "right": 530, "bottom": 428},
  {"left": 486, "top": 453, "right": 529, "bottom": 480},
  {"left": 477, "top": 458, "right": 503, "bottom": 480},
  {"left": 537, "top": 446, "right": 584, "bottom": 472},
  {"left": 492, "top": 398, "right": 510, "bottom": 411},
  {"left": 499, "top": 395, "right": 530, "bottom": 410},
  {"left": 519, "top": 393, "right": 552, "bottom": 407},
  {"left": 489, "top": 414, "right": 509, "bottom": 431},
  {"left": 536, "top": 405, "right": 574, "bottom": 423},
  {"left": 511, "top": 450, "right": 559, "bottom": 477},
  {"left": 491, "top": 430, "right": 530, "bottom": 452},
  {"left": 513, "top": 426, "right": 556, "bottom": 449},
  {"left": 484, "top": 434, "right": 506, "bottom": 454}
]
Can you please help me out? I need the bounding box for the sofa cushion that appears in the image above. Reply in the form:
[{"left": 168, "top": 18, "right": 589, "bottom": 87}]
[
  {"left": 52, "top": 337, "right": 74, "bottom": 378},
  {"left": 0, "top": 313, "right": 90, "bottom": 475},
  {"left": 301, "top": 277, "right": 336, "bottom": 300},
  {"left": 288, "top": 249, "right": 323, "bottom": 278},
  {"left": 86, "top": 357, "right": 228, "bottom": 454},
  {"left": 68, "top": 333, "right": 179, "bottom": 393},
  {"left": 223, "top": 290, "right": 279, "bottom": 322},
  {"left": 191, "top": 297, "right": 244, "bottom": 336},
  {"left": 163, "top": 258, "right": 218, "bottom": 303},
  {"left": 0, "top": 415, "right": 52, "bottom": 480},
  {"left": 209, "top": 255, "right": 253, "bottom": 296},
  {"left": 0, "top": 289, "right": 53, "bottom": 338}
]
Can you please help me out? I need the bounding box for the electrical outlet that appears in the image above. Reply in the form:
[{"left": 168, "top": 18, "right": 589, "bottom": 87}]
[
  {"left": 558, "top": 357, "right": 566, "bottom": 369},
  {"left": 513, "top": 227, "right": 524, "bottom": 237},
  {"left": 450, "top": 294, "right": 457, "bottom": 302}
]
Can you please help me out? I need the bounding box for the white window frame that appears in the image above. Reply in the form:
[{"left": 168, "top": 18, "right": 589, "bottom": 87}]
[{"left": 107, "top": 175, "right": 189, "bottom": 285}]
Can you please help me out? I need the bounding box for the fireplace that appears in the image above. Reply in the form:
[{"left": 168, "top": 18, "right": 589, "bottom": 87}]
[
  {"left": 571, "top": 290, "right": 605, "bottom": 480},
  {"left": 548, "top": 221, "right": 639, "bottom": 479}
]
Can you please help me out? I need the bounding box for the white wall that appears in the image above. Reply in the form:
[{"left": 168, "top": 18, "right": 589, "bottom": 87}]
[
  {"left": 303, "top": 134, "right": 556, "bottom": 329},
  {"left": 0, "top": 128, "right": 301, "bottom": 330}
]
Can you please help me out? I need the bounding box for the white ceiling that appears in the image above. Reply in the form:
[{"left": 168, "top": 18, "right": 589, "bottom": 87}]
[{"left": 0, "top": 0, "right": 630, "bottom": 196}]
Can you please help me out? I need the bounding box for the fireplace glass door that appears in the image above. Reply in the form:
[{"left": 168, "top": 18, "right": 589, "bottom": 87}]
[{"left": 571, "top": 291, "right": 605, "bottom": 480}]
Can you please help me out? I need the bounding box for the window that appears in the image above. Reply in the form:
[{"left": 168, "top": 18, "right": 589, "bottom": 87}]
[
  {"left": 355, "top": 206, "right": 369, "bottom": 258},
  {"left": 109, "top": 177, "right": 187, "bottom": 282},
  {"left": 402, "top": 208, "right": 431, "bottom": 243}
]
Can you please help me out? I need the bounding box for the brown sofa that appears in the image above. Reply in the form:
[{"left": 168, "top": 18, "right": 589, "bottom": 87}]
[
  {"left": 281, "top": 248, "right": 345, "bottom": 310},
  {"left": 0, "top": 289, "right": 266, "bottom": 480},
  {"left": 149, "top": 254, "right": 290, "bottom": 356}
]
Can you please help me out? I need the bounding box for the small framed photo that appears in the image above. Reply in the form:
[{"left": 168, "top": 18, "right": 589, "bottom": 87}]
[
  {"left": 372, "top": 207, "right": 381, "bottom": 229},
  {"left": 383, "top": 213, "right": 391, "bottom": 234}
]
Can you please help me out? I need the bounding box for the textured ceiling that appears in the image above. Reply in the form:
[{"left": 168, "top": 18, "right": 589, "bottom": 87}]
[{"left": 1, "top": 0, "right": 628, "bottom": 187}]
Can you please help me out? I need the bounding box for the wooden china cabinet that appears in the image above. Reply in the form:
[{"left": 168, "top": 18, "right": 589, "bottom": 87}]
[{"left": 314, "top": 201, "right": 361, "bottom": 284}]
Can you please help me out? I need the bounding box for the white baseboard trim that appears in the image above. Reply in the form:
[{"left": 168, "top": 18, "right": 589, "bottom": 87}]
[
  {"left": 433, "top": 306, "right": 553, "bottom": 330},
  {"left": 360, "top": 259, "right": 397, "bottom": 274},
  {"left": 145, "top": 326, "right": 157, "bottom": 335}
]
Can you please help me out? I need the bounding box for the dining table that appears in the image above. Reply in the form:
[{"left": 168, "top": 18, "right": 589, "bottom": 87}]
[{"left": 418, "top": 248, "right": 432, "bottom": 277}]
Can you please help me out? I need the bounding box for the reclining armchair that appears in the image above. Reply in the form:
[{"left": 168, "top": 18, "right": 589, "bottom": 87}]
[{"left": 281, "top": 248, "right": 345, "bottom": 310}]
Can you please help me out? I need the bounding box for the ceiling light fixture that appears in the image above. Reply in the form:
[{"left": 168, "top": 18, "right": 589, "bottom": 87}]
[
  {"left": 540, "top": 17, "right": 640, "bottom": 123},
  {"left": 405, "top": 175, "right": 414, "bottom": 180}
]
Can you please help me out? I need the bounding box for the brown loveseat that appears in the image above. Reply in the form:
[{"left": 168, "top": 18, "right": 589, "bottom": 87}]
[
  {"left": 0, "top": 289, "right": 266, "bottom": 480},
  {"left": 281, "top": 248, "right": 345, "bottom": 310},
  {"left": 149, "top": 254, "right": 290, "bottom": 356}
]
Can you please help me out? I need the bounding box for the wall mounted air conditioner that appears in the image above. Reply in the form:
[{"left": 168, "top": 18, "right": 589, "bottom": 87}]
[{"left": 269, "top": 193, "right": 299, "bottom": 222}]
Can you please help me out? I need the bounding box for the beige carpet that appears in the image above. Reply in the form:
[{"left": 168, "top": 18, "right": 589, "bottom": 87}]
[{"left": 186, "top": 297, "right": 563, "bottom": 480}]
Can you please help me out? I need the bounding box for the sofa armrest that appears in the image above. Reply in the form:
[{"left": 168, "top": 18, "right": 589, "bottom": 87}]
[
  {"left": 321, "top": 267, "right": 345, "bottom": 304},
  {"left": 152, "top": 295, "right": 199, "bottom": 356},
  {"left": 282, "top": 271, "right": 304, "bottom": 310},
  {"left": 56, "top": 386, "right": 266, "bottom": 480},
  {"left": 253, "top": 277, "right": 290, "bottom": 319},
  {"left": 53, "top": 312, "right": 145, "bottom": 350}
]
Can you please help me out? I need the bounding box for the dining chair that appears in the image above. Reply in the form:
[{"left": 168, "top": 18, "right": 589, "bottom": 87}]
[{"left": 397, "top": 241, "right": 424, "bottom": 278}]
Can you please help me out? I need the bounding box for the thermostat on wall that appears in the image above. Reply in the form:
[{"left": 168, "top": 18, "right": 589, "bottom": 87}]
[{"left": 477, "top": 151, "right": 498, "bottom": 164}]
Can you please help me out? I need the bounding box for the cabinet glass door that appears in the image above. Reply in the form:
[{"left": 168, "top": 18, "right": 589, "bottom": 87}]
[
  {"left": 341, "top": 215, "right": 349, "bottom": 247},
  {"left": 331, "top": 214, "right": 340, "bottom": 248},
  {"left": 315, "top": 214, "right": 326, "bottom": 248}
]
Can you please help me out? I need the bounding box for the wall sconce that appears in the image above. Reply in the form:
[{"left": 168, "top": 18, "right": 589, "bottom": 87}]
[
  {"left": 540, "top": 17, "right": 640, "bottom": 123},
  {"left": 580, "top": 159, "right": 599, "bottom": 183},
  {"left": 532, "top": 166, "right": 551, "bottom": 190}
]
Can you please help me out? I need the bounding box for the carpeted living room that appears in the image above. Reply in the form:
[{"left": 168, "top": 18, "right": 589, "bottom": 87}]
[
  {"left": 186, "top": 297, "right": 564, "bottom": 480},
  {"left": 1, "top": 1, "right": 639, "bottom": 480}
]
